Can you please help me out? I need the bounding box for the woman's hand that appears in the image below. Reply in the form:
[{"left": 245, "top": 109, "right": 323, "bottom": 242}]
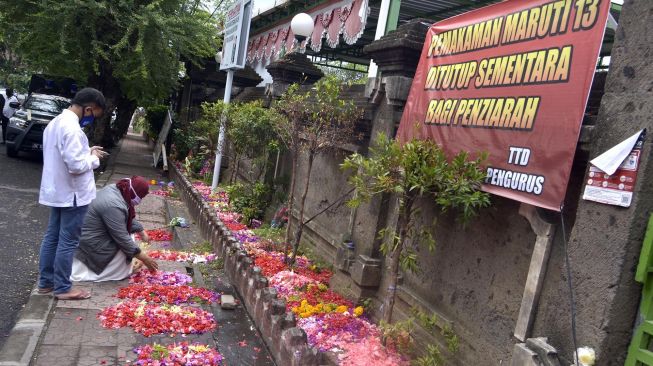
[
  {"left": 135, "top": 252, "right": 158, "bottom": 272},
  {"left": 139, "top": 230, "right": 150, "bottom": 242}
]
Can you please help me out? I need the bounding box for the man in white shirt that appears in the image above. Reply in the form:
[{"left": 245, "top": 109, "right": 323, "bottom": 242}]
[
  {"left": 38, "top": 87, "right": 108, "bottom": 300},
  {"left": 1, "top": 88, "right": 18, "bottom": 144}
]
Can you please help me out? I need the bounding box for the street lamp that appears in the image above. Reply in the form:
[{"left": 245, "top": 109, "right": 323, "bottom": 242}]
[
  {"left": 214, "top": 51, "right": 223, "bottom": 64},
  {"left": 291, "top": 13, "right": 314, "bottom": 43}
]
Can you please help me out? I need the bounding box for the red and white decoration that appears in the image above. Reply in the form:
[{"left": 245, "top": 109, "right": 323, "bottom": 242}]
[{"left": 246, "top": 0, "right": 369, "bottom": 65}]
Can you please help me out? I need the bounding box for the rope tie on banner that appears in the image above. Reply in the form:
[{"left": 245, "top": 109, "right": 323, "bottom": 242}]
[{"left": 560, "top": 204, "right": 580, "bottom": 366}]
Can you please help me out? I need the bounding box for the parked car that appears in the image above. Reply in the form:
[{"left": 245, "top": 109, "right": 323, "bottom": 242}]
[{"left": 6, "top": 93, "right": 71, "bottom": 157}]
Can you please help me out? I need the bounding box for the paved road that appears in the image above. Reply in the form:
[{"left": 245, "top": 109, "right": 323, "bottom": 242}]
[{"left": 0, "top": 146, "right": 49, "bottom": 348}]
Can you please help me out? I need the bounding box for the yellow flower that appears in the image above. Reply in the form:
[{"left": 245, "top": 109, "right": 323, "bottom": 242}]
[
  {"left": 336, "top": 305, "right": 348, "bottom": 313},
  {"left": 189, "top": 345, "right": 208, "bottom": 352},
  {"left": 169, "top": 305, "right": 183, "bottom": 314},
  {"left": 300, "top": 312, "right": 312, "bottom": 318},
  {"left": 354, "top": 306, "right": 364, "bottom": 317},
  {"left": 300, "top": 299, "right": 308, "bottom": 307},
  {"left": 134, "top": 301, "right": 147, "bottom": 317}
]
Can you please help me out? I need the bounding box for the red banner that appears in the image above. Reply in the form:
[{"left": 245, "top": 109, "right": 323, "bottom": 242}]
[{"left": 397, "top": 0, "right": 611, "bottom": 211}]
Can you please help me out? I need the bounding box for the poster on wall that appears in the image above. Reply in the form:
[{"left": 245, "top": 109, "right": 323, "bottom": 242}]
[
  {"left": 582, "top": 130, "right": 646, "bottom": 207},
  {"left": 397, "top": 0, "right": 611, "bottom": 211}
]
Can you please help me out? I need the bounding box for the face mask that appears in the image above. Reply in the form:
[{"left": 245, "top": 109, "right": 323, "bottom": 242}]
[
  {"left": 80, "top": 107, "right": 95, "bottom": 127},
  {"left": 127, "top": 179, "right": 142, "bottom": 206}
]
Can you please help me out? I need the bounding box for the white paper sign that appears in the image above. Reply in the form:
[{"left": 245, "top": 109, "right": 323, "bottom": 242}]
[
  {"left": 582, "top": 130, "right": 646, "bottom": 207},
  {"left": 220, "top": 0, "right": 252, "bottom": 70},
  {"left": 590, "top": 129, "right": 644, "bottom": 175}
]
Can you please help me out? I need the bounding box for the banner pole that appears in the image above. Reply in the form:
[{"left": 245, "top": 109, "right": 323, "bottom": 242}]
[{"left": 211, "top": 68, "right": 234, "bottom": 191}]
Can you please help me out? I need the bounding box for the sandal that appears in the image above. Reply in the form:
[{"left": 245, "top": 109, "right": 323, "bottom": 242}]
[
  {"left": 55, "top": 289, "right": 91, "bottom": 300},
  {"left": 37, "top": 287, "right": 53, "bottom": 294}
]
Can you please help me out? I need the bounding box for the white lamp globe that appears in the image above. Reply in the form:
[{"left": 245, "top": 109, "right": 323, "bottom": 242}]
[
  {"left": 291, "top": 13, "right": 314, "bottom": 41},
  {"left": 215, "top": 51, "right": 223, "bottom": 63}
]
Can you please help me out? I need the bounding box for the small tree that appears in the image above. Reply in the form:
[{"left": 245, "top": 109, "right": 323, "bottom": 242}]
[
  {"left": 227, "top": 100, "right": 281, "bottom": 183},
  {"left": 273, "top": 75, "right": 361, "bottom": 264},
  {"left": 193, "top": 101, "right": 226, "bottom": 161},
  {"left": 342, "top": 133, "right": 491, "bottom": 323}
]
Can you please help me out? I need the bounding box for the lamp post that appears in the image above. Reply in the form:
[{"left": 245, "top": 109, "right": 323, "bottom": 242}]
[{"left": 290, "top": 13, "right": 314, "bottom": 48}]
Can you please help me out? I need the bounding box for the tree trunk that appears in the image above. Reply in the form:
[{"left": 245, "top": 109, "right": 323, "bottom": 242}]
[
  {"left": 111, "top": 96, "right": 137, "bottom": 140},
  {"left": 230, "top": 158, "right": 240, "bottom": 183},
  {"left": 87, "top": 63, "right": 121, "bottom": 148},
  {"left": 381, "top": 198, "right": 413, "bottom": 324},
  {"left": 284, "top": 152, "right": 298, "bottom": 257},
  {"left": 290, "top": 152, "right": 315, "bottom": 266}
]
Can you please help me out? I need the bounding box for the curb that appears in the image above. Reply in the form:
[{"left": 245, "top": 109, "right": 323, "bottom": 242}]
[
  {"left": 0, "top": 290, "right": 53, "bottom": 366},
  {"left": 0, "top": 135, "right": 125, "bottom": 365}
]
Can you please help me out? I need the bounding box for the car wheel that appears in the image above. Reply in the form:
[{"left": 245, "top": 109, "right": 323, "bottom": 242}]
[{"left": 6, "top": 145, "right": 18, "bottom": 158}]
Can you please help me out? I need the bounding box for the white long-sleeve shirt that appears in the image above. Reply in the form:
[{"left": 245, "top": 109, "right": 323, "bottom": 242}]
[
  {"left": 39, "top": 109, "right": 99, "bottom": 207},
  {"left": 3, "top": 95, "right": 17, "bottom": 118}
]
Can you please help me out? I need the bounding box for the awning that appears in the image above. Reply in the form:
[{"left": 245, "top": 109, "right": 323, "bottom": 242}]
[{"left": 247, "top": 0, "right": 370, "bottom": 66}]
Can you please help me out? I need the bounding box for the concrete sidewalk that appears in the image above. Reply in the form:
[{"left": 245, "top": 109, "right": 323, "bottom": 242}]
[{"left": 0, "top": 132, "right": 273, "bottom": 365}]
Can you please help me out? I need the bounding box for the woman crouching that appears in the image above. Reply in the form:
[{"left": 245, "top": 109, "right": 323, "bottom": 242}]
[{"left": 71, "top": 176, "right": 158, "bottom": 281}]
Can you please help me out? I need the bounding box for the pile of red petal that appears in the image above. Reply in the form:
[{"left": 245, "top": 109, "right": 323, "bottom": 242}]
[
  {"left": 116, "top": 284, "right": 219, "bottom": 304},
  {"left": 253, "top": 253, "right": 333, "bottom": 284},
  {"left": 129, "top": 269, "right": 193, "bottom": 286},
  {"left": 134, "top": 343, "right": 223, "bottom": 365},
  {"left": 98, "top": 300, "right": 216, "bottom": 336},
  {"left": 136, "top": 229, "right": 173, "bottom": 242},
  {"left": 285, "top": 284, "right": 353, "bottom": 310},
  {"left": 254, "top": 253, "right": 288, "bottom": 277},
  {"left": 295, "top": 266, "right": 333, "bottom": 284},
  {"left": 149, "top": 189, "right": 171, "bottom": 197},
  {"left": 225, "top": 221, "right": 248, "bottom": 232}
]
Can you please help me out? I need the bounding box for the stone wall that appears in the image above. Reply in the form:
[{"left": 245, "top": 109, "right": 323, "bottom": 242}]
[{"left": 401, "top": 197, "right": 536, "bottom": 363}]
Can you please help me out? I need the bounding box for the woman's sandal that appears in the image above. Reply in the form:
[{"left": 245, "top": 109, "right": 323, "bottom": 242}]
[{"left": 55, "top": 289, "right": 91, "bottom": 300}]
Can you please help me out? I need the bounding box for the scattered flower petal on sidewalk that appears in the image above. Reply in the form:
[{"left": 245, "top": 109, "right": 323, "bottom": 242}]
[
  {"left": 136, "top": 229, "right": 173, "bottom": 242},
  {"left": 116, "top": 284, "right": 219, "bottom": 304},
  {"left": 133, "top": 342, "right": 223, "bottom": 365},
  {"left": 98, "top": 300, "right": 216, "bottom": 336},
  {"left": 150, "top": 189, "right": 171, "bottom": 197},
  {"left": 129, "top": 269, "right": 193, "bottom": 286},
  {"left": 147, "top": 249, "right": 217, "bottom": 264}
]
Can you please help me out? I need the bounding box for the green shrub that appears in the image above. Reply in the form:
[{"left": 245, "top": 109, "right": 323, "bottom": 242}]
[
  {"left": 144, "top": 105, "right": 168, "bottom": 137},
  {"left": 225, "top": 181, "right": 271, "bottom": 224},
  {"left": 172, "top": 127, "right": 194, "bottom": 161}
]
